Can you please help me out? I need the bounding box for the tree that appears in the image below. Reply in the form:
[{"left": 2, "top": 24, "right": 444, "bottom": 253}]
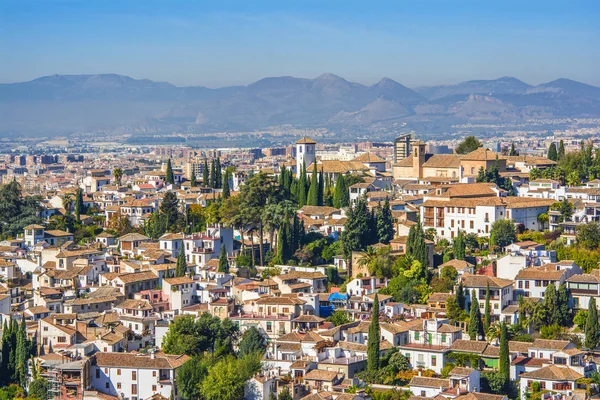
[
  {"left": 215, "top": 158, "right": 223, "bottom": 189},
  {"left": 113, "top": 167, "right": 123, "bottom": 186},
  {"left": 74, "top": 187, "right": 84, "bottom": 222},
  {"left": 29, "top": 377, "right": 48, "bottom": 400},
  {"left": 278, "top": 388, "right": 293, "bottom": 400},
  {"left": 456, "top": 281, "right": 466, "bottom": 310},
  {"left": 406, "top": 221, "right": 429, "bottom": 269},
  {"left": 218, "top": 245, "right": 229, "bottom": 273},
  {"left": 317, "top": 168, "right": 324, "bottom": 206},
  {"left": 175, "top": 250, "right": 187, "bottom": 277},
  {"left": 190, "top": 169, "right": 197, "bottom": 187},
  {"left": 238, "top": 327, "right": 266, "bottom": 357},
  {"left": 326, "top": 310, "right": 351, "bottom": 326},
  {"left": 202, "top": 159, "right": 209, "bottom": 186},
  {"left": 455, "top": 136, "right": 482, "bottom": 154},
  {"left": 177, "top": 355, "right": 214, "bottom": 400},
  {"left": 341, "top": 197, "right": 369, "bottom": 266},
  {"left": 297, "top": 162, "right": 308, "bottom": 207},
  {"left": 367, "top": 294, "right": 381, "bottom": 371},
  {"left": 165, "top": 159, "right": 174, "bottom": 184},
  {"left": 200, "top": 354, "right": 261, "bottom": 400},
  {"left": 160, "top": 191, "right": 181, "bottom": 231},
  {"left": 476, "top": 167, "right": 487, "bottom": 183},
  {"left": 333, "top": 174, "right": 350, "bottom": 208},
  {"left": 163, "top": 313, "right": 237, "bottom": 356},
  {"left": 558, "top": 140, "right": 566, "bottom": 160},
  {"left": 222, "top": 171, "right": 231, "bottom": 199},
  {"left": 499, "top": 322, "right": 509, "bottom": 383},
  {"left": 489, "top": 220, "right": 517, "bottom": 249},
  {"left": 574, "top": 309, "right": 588, "bottom": 330},
  {"left": 557, "top": 284, "right": 571, "bottom": 326},
  {"left": 307, "top": 162, "right": 319, "bottom": 206},
  {"left": 484, "top": 283, "right": 491, "bottom": 332},
  {"left": 468, "top": 291, "right": 484, "bottom": 340},
  {"left": 548, "top": 143, "right": 558, "bottom": 161},
  {"left": 453, "top": 229, "right": 466, "bottom": 260},
  {"left": 377, "top": 198, "right": 395, "bottom": 244},
  {"left": 585, "top": 297, "right": 598, "bottom": 349},
  {"left": 509, "top": 143, "right": 519, "bottom": 156},
  {"left": 577, "top": 222, "right": 600, "bottom": 250}
]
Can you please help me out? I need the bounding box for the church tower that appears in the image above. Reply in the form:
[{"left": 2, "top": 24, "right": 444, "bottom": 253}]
[
  {"left": 296, "top": 137, "right": 316, "bottom": 174},
  {"left": 412, "top": 141, "right": 427, "bottom": 180}
]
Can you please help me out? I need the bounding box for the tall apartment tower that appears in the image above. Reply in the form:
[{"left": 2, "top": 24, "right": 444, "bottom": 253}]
[
  {"left": 394, "top": 133, "right": 413, "bottom": 163},
  {"left": 296, "top": 137, "right": 316, "bottom": 174}
]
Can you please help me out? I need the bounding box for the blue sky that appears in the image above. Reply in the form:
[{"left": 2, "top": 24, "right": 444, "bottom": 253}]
[{"left": 1, "top": 0, "right": 598, "bottom": 87}]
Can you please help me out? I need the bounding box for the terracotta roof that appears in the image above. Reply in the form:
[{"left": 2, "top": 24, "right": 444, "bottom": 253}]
[
  {"left": 115, "top": 271, "right": 158, "bottom": 284},
  {"left": 94, "top": 352, "right": 189, "bottom": 369},
  {"left": 567, "top": 274, "right": 600, "bottom": 284},
  {"left": 439, "top": 259, "right": 475, "bottom": 271},
  {"left": 352, "top": 152, "right": 386, "bottom": 163},
  {"left": 422, "top": 154, "right": 461, "bottom": 168},
  {"left": 531, "top": 338, "right": 571, "bottom": 351},
  {"left": 463, "top": 275, "right": 513, "bottom": 289},
  {"left": 461, "top": 148, "right": 503, "bottom": 162},
  {"left": 296, "top": 137, "right": 317, "bottom": 144},
  {"left": 305, "top": 369, "right": 338, "bottom": 382},
  {"left": 515, "top": 266, "right": 566, "bottom": 281},
  {"left": 118, "top": 233, "right": 150, "bottom": 242},
  {"left": 450, "top": 339, "right": 488, "bottom": 354},
  {"left": 520, "top": 365, "right": 582, "bottom": 381},
  {"left": 116, "top": 299, "right": 153, "bottom": 311},
  {"left": 409, "top": 376, "right": 451, "bottom": 389}
]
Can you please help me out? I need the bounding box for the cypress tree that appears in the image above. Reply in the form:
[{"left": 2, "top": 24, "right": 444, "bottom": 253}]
[
  {"left": 585, "top": 297, "right": 598, "bottom": 349},
  {"left": 190, "top": 169, "right": 197, "bottom": 187},
  {"left": 333, "top": 174, "right": 348, "bottom": 208},
  {"left": 209, "top": 159, "right": 216, "bottom": 188},
  {"left": 548, "top": 143, "right": 558, "bottom": 161},
  {"left": 468, "top": 291, "right": 484, "bottom": 340},
  {"left": 222, "top": 171, "right": 230, "bottom": 199},
  {"left": 367, "top": 294, "right": 380, "bottom": 371},
  {"left": 453, "top": 229, "right": 466, "bottom": 260},
  {"left": 456, "top": 281, "right": 465, "bottom": 310},
  {"left": 74, "top": 187, "right": 83, "bottom": 222},
  {"left": 165, "top": 159, "right": 174, "bottom": 184},
  {"left": 558, "top": 140, "right": 565, "bottom": 160},
  {"left": 218, "top": 245, "right": 229, "bottom": 273},
  {"left": 275, "top": 222, "right": 286, "bottom": 265},
  {"left": 202, "top": 159, "right": 209, "bottom": 186},
  {"left": 297, "top": 162, "right": 308, "bottom": 207},
  {"left": 499, "top": 322, "right": 510, "bottom": 383},
  {"left": 14, "top": 317, "right": 28, "bottom": 386},
  {"left": 317, "top": 168, "right": 324, "bottom": 206},
  {"left": 175, "top": 250, "right": 186, "bottom": 277},
  {"left": 215, "top": 158, "right": 222, "bottom": 189},
  {"left": 376, "top": 198, "right": 394, "bottom": 244},
  {"left": 307, "top": 162, "right": 319, "bottom": 206},
  {"left": 557, "top": 284, "right": 571, "bottom": 327},
  {"left": 509, "top": 143, "right": 518, "bottom": 156},
  {"left": 484, "top": 283, "right": 491, "bottom": 332}
]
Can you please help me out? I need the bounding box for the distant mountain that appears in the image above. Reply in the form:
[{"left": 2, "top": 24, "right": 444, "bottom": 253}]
[
  {"left": 0, "top": 73, "right": 598, "bottom": 138},
  {"left": 415, "top": 77, "right": 532, "bottom": 101}
]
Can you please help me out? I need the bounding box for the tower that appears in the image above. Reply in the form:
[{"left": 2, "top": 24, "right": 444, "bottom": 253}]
[
  {"left": 412, "top": 140, "right": 427, "bottom": 180},
  {"left": 296, "top": 137, "right": 316, "bottom": 175}
]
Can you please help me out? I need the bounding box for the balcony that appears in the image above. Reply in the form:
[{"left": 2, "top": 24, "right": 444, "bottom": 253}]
[{"left": 230, "top": 312, "right": 292, "bottom": 321}]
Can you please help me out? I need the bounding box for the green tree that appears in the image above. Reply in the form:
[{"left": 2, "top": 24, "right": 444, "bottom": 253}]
[
  {"left": 468, "top": 291, "right": 484, "bottom": 340},
  {"left": 113, "top": 167, "right": 123, "bottom": 186},
  {"left": 453, "top": 229, "right": 466, "bottom": 260},
  {"left": 202, "top": 159, "right": 209, "bottom": 186},
  {"left": 238, "top": 327, "right": 266, "bottom": 357},
  {"left": 489, "top": 219, "right": 517, "bottom": 249},
  {"left": 222, "top": 171, "right": 231, "bottom": 199},
  {"left": 165, "top": 159, "right": 174, "bottom": 184},
  {"left": 74, "top": 187, "right": 84, "bottom": 222},
  {"left": 455, "top": 136, "right": 482, "bottom": 154},
  {"left": 200, "top": 354, "right": 261, "bottom": 400},
  {"left": 557, "top": 284, "right": 571, "bottom": 326},
  {"left": 509, "top": 143, "right": 519, "bottom": 156},
  {"left": 456, "top": 281, "right": 465, "bottom": 310},
  {"left": 558, "top": 140, "right": 565, "bottom": 160},
  {"left": 326, "top": 310, "right": 351, "bottom": 326},
  {"left": 406, "top": 221, "right": 429, "bottom": 269},
  {"left": 499, "top": 322, "right": 509, "bottom": 384},
  {"left": 215, "top": 158, "right": 223, "bottom": 189},
  {"left": 317, "top": 168, "right": 324, "bottom": 206},
  {"left": 176, "top": 355, "right": 214, "bottom": 400},
  {"left": 307, "top": 162, "right": 319, "bottom": 206},
  {"left": 278, "top": 387, "right": 293, "bottom": 400},
  {"left": 577, "top": 222, "right": 600, "bottom": 250},
  {"left": 333, "top": 174, "right": 349, "bottom": 208},
  {"left": 548, "top": 143, "right": 558, "bottom": 161},
  {"left": 585, "top": 297, "right": 598, "bottom": 349},
  {"left": 341, "top": 197, "right": 370, "bottom": 263},
  {"left": 573, "top": 309, "right": 587, "bottom": 329},
  {"left": 476, "top": 167, "right": 487, "bottom": 183},
  {"left": 484, "top": 283, "right": 491, "bottom": 332},
  {"left": 297, "top": 162, "right": 308, "bottom": 207},
  {"left": 175, "top": 250, "right": 187, "bottom": 277},
  {"left": 160, "top": 191, "right": 181, "bottom": 231},
  {"left": 367, "top": 294, "right": 381, "bottom": 371},
  {"left": 218, "top": 245, "right": 229, "bottom": 273},
  {"left": 190, "top": 169, "right": 197, "bottom": 187},
  {"left": 377, "top": 198, "right": 394, "bottom": 244}
]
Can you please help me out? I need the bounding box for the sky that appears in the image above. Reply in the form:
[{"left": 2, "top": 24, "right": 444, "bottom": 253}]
[{"left": 1, "top": 0, "right": 599, "bottom": 88}]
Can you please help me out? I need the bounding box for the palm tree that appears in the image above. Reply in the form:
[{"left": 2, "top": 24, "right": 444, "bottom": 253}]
[
  {"left": 60, "top": 193, "right": 73, "bottom": 214},
  {"left": 357, "top": 246, "right": 378, "bottom": 273},
  {"left": 113, "top": 168, "right": 123, "bottom": 186}
]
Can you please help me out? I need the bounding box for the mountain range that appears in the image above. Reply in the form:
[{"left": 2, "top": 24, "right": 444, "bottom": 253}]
[{"left": 1, "top": 73, "right": 599, "bottom": 138}]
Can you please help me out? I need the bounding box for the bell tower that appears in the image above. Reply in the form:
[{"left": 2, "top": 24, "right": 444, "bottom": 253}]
[
  {"left": 412, "top": 141, "right": 427, "bottom": 179},
  {"left": 296, "top": 137, "right": 316, "bottom": 174}
]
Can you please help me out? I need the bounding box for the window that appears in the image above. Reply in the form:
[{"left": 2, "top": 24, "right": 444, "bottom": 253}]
[
  {"left": 432, "top": 356, "right": 437, "bottom": 366},
  {"left": 414, "top": 332, "right": 420, "bottom": 340},
  {"left": 266, "top": 322, "right": 272, "bottom": 332},
  {"left": 152, "top": 385, "right": 157, "bottom": 392},
  {"left": 441, "top": 334, "right": 447, "bottom": 343},
  {"left": 58, "top": 336, "right": 66, "bottom": 343},
  {"left": 525, "top": 281, "right": 530, "bottom": 289},
  {"left": 132, "top": 371, "right": 136, "bottom": 379},
  {"left": 105, "top": 383, "right": 109, "bottom": 389},
  {"left": 117, "top": 369, "right": 121, "bottom": 376},
  {"left": 554, "top": 357, "right": 567, "bottom": 365},
  {"left": 117, "top": 383, "right": 121, "bottom": 389},
  {"left": 153, "top": 371, "right": 157, "bottom": 377},
  {"left": 470, "top": 221, "right": 474, "bottom": 229},
  {"left": 132, "top": 385, "right": 137, "bottom": 395},
  {"left": 96, "top": 369, "right": 100, "bottom": 379}
]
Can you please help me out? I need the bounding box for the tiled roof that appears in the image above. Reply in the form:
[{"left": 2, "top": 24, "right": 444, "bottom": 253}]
[
  {"left": 520, "top": 365, "right": 582, "bottom": 381},
  {"left": 463, "top": 275, "right": 513, "bottom": 289},
  {"left": 409, "top": 376, "right": 451, "bottom": 389},
  {"left": 94, "top": 352, "right": 189, "bottom": 369}
]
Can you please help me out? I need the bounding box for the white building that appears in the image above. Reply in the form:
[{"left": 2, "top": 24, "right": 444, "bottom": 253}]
[{"left": 295, "top": 137, "right": 316, "bottom": 175}]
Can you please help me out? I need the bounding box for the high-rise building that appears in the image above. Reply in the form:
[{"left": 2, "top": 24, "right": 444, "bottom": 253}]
[{"left": 394, "top": 133, "right": 412, "bottom": 163}]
